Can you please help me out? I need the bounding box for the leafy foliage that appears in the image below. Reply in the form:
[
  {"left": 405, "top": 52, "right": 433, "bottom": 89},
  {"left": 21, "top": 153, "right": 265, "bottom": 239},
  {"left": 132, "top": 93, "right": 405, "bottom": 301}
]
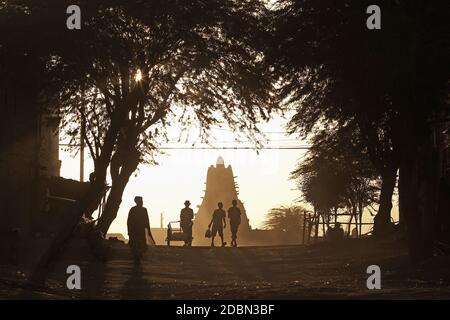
[
  {"left": 291, "top": 123, "right": 379, "bottom": 222},
  {"left": 263, "top": 205, "right": 309, "bottom": 233},
  {"left": 2, "top": 0, "right": 279, "bottom": 234}
]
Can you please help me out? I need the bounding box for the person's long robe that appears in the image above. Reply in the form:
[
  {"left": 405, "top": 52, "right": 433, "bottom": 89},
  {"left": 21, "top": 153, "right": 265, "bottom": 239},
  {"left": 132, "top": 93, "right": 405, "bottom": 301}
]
[{"left": 127, "top": 206, "right": 150, "bottom": 256}]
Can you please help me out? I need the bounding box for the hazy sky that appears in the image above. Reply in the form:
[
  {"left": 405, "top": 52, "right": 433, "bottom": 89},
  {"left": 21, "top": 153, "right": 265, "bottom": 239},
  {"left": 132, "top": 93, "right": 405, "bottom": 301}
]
[{"left": 60, "top": 115, "right": 308, "bottom": 237}]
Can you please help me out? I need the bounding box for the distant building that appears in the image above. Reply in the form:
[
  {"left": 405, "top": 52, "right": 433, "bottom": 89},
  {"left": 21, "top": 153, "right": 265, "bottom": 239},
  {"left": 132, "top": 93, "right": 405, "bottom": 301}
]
[
  {"left": 192, "top": 157, "right": 251, "bottom": 245},
  {"left": 190, "top": 157, "right": 302, "bottom": 246}
]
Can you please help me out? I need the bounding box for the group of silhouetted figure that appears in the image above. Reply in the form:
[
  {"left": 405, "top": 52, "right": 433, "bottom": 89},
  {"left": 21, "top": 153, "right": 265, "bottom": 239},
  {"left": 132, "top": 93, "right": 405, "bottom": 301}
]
[
  {"left": 206, "top": 200, "right": 242, "bottom": 248},
  {"left": 126, "top": 196, "right": 242, "bottom": 265}
]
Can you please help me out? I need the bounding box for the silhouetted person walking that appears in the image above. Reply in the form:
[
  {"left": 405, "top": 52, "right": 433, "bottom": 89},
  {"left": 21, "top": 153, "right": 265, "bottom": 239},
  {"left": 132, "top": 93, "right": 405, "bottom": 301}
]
[
  {"left": 180, "top": 200, "right": 194, "bottom": 246},
  {"left": 127, "top": 196, "right": 151, "bottom": 266},
  {"left": 209, "top": 202, "right": 227, "bottom": 247},
  {"left": 228, "top": 199, "right": 242, "bottom": 247}
]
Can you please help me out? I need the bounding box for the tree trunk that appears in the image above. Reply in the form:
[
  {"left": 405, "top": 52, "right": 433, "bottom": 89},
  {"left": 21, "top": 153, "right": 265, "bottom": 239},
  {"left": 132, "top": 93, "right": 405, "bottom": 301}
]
[
  {"left": 97, "top": 148, "right": 140, "bottom": 235},
  {"left": 358, "top": 202, "right": 363, "bottom": 237},
  {"left": 373, "top": 166, "right": 397, "bottom": 235},
  {"left": 334, "top": 207, "right": 338, "bottom": 224},
  {"left": 307, "top": 211, "right": 312, "bottom": 243},
  {"left": 399, "top": 158, "right": 424, "bottom": 261},
  {"left": 351, "top": 204, "right": 358, "bottom": 237},
  {"left": 397, "top": 166, "right": 406, "bottom": 231},
  {"left": 321, "top": 214, "right": 326, "bottom": 238},
  {"left": 97, "top": 173, "right": 130, "bottom": 236},
  {"left": 348, "top": 214, "right": 353, "bottom": 235},
  {"left": 399, "top": 133, "right": 438, "bottom": 262},
  {"left": 314, "top": 207, "right": 319, "bottom": 242},
  {"left": 302, "top": 214, "right": 306, "bottom": 244}
]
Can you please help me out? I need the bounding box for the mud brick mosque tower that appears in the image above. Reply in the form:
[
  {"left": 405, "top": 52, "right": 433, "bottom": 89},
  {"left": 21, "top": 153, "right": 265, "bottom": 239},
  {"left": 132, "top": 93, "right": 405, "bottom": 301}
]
[{"left": 192, "top": 156, "right": 251, "bottom": 245}]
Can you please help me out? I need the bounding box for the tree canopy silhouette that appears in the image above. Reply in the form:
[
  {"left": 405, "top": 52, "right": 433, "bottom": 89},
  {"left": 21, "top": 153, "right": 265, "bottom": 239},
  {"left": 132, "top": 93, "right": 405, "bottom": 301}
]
[
  {"left": 268, "top": 0, "right": 449, "bottom": 260},
  {"left": 263, "top": 205, "right": 308, "bottom": 235},
  {"left": 291, "top": 123, "right": 379, "bottom": 237},
  {"left": 2, "top": 0, "right": 277, "bottom": 263}
]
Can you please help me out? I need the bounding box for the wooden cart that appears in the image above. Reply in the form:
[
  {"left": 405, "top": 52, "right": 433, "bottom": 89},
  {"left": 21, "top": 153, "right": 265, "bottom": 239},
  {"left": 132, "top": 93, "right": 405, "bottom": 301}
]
[{"left": 166, "top": 221, "right": 192, "bottom": 246}]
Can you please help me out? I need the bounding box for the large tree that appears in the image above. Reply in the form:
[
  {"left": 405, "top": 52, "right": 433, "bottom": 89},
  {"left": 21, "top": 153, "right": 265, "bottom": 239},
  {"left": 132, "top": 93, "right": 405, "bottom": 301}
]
[
  {"left": 51, "top": 0, "right": 275, "bottom": 235},
  {"left": 2, "top": 0, "right": 277, "bottom": 267},
  {"left": 268, "top": 0, "right": 449, "bottom": 259},
  {"left": 267, "top": 0, "right": 404, "bottom": 235},
  {"left": 291, "top": 123, "right": 379, "bottom": 238}
]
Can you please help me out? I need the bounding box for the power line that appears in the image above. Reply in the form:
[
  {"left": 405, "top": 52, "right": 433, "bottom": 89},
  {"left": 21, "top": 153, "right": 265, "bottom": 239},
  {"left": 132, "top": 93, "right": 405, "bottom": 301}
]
[
  {"left": 60, "top": 142, "right": 310, "bottom": 149},
  {"left": 158, "top": 146, "right": 311, "bottom": 150},
  {"left": 206, "top": 139, "right": 302, "bottom": 143}
]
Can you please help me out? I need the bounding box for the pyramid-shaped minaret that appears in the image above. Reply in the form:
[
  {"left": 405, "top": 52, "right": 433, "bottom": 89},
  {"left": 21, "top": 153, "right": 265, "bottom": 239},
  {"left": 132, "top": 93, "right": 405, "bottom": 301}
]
[{"left": 192, "top": 157, "right": 251, "bottom": 245}]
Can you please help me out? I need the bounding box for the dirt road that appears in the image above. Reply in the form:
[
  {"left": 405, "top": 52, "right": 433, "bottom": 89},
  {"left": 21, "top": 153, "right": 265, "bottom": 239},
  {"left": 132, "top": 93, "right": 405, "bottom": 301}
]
[{"left": 2, "top": 237, "right": 450, "bottom": 299}]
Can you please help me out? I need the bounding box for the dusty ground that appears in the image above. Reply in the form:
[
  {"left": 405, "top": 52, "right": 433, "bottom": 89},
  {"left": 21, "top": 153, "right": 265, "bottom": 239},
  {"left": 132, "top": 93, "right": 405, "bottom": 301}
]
[{"left": 1, "top": 236, "right": 450, "bottom": 299}]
